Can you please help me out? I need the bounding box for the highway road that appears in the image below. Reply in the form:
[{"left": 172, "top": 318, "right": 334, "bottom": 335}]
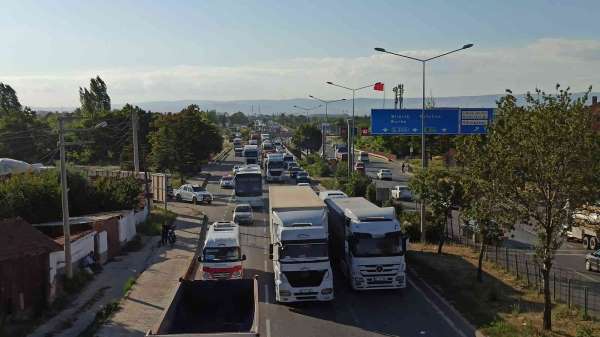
[{"left": 183, "top": 149, "right": 477, "bottom": 337}]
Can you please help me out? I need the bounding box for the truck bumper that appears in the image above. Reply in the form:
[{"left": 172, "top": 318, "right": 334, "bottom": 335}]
[{"left": 351, "top": 273, "right": 407, "bottom": 290}]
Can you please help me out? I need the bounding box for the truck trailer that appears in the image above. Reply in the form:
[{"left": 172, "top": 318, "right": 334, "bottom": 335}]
[
  {"left": 268, "top": 185, "right": 334, "bottom": 302},
  {"left": 325, "top": 197, "right": 408, "bottom": 290}
]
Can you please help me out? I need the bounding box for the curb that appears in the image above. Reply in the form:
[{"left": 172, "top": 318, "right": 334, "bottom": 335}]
[{"left": 408, "top": 267, "right": 487, "bottom": 337}]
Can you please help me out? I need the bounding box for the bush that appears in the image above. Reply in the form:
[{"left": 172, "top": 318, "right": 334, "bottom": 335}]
[
  {"left": 366, "top": 183, "right": 377, "bottom": 204},
  {"left": 344, "top": 172, "right": 371, "bottom": 197},
  {"left": 138, "top": 208, "right": 177, "bottom": 236},
  {"left": 0, "top": 169, "right": 142, "bottom": 223}
]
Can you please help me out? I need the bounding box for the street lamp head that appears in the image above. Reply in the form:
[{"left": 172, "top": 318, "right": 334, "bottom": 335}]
[
  {"left": 462, "top": 43, "right": 474, "bottom": 49},
  {"left": 374, "top": 47, "right": 386, "bottom": 52},
  {"left": 341, "top": 98, "right": 347, "bottom": 101},
  {"left": 326, "top": 81, "right": 333, "bottom": 85},
  {"left": 309, "top": 95, "right": 314, "bottom": 98}
]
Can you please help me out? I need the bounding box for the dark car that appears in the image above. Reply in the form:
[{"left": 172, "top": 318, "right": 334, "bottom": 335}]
[
  {"left": 585, "top": 249, "right": 600, "bottom": 272},
  {"left": 289, "top": 166, "right": 302, "bottom": 179},
  {"left": 295, "top": 171, "right": 310, "bottom": 184}
]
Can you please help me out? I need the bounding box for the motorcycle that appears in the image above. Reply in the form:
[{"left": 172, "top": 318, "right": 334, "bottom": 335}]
[{"left": 167, "top": 224, "right": 177, "bottom": 246}]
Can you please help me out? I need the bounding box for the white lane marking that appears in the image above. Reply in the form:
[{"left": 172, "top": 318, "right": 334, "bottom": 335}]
[
  {"left": 408, "top": 278, "right": 469, "bottom": 337},
  {"left": 266, "top": 318, "right": 272, "bottom": 337},
  {"left": 264, "top": 284, "right": 270, "bottom": 303}
]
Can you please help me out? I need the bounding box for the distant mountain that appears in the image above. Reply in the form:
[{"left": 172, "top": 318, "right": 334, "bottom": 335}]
[{"left": 33, "top": 92, "right": 600, "bottom": 115}]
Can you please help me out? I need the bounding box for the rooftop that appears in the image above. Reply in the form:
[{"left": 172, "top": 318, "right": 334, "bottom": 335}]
[{"left": 0, "top": 218, "right": 62, "bottom": 261}]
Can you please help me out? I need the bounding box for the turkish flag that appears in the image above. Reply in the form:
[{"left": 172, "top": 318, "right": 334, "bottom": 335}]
[{"left": 374, "top": 82, "right": 384, "bottom": 91}]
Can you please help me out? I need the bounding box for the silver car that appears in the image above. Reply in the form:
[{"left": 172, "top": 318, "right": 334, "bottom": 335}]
[
  {"left": 585, "top": 249, "right": 600, "bottom": 272},
  {"left": 233, "top": 204, "right": 254, "bottom": 225}
]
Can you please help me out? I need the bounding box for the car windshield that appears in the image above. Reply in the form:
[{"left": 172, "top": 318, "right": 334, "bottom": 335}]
[
  {"left": 279, "top": 241, "right": 328, "bottom": 260},
  {"left": 222, "top": 176, "right": 233, "bottom": 181},
  {"left": 350, "top": 232, "right": 404, "bottom": 257},
  {"left": 381, "top": 169, "right": 390, "bottom": 173},
  {"left": 268, "top": 161, "right": 285, "bottom": 169},
  {"left": 236, "top": 205, "right": 251, "bottom": 212},
  {"left": 203, "top": 247, "right": 241, "bottom": 262},
  {"left": 192, "top": 186, "right": 206, "bottom": 192}
]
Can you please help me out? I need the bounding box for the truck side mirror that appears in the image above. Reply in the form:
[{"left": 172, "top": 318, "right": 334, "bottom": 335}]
[
  {"left": 197, "top": 256, "right": 203, "bottom": 263},
  {"left": 241, "top": 254, "right": 247, "bottom": 261}
]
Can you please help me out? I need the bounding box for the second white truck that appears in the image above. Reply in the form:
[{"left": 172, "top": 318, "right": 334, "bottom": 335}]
[
  {"left": 268, "top": 185, "right": 334, "bottom": 302},
  {"left": 325, "top": 197, "right": 408, "bottom": 290}
]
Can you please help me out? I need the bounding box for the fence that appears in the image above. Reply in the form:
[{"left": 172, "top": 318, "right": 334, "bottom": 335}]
[{"left": 452, "top": 236, "right": 600, "bottom": 318}]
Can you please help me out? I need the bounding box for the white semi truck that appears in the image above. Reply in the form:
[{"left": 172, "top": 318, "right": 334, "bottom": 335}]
[
  {"left": 264, "top": 153, "right": 285, "bottom": 183},
  {"left": 268, "top": 186, "right": 334, "bottom": 302},
  {"left": 324, "top": 197, "right": 408, "bottom": 290}
]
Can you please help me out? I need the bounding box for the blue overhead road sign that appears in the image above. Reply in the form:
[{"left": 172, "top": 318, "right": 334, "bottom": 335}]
[
  {"left": 371, "top": 108, "right": 460, "bottom": 135},
  {"left": 371, "top": 108, "right": 494, "bottom": 135},
  {"left": 459, "top": 108, "right": 494, "bottom": 134}
]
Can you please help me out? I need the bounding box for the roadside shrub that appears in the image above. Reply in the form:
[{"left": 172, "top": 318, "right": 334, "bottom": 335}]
[
  {"left": 344, "top": 172, "right": 371, "bottom": 197},
  {"left": 0, "top": 169, "right": 142, "bottom": 223},
  {"left": 366, "top": 183, "right": 377, "bottom": 204}
]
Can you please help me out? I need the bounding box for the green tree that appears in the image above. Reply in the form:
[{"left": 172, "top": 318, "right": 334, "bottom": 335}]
[
  {"left": 481, "top": 86, "right": 600, "bottom": 331},
  {"left": 79, "top": 76, "right": 111, "bottom": 117},
  {"left": 149, "top": 105, "right": 223, "bottom": 177},
  {"left": 344, "top": 172, "right": 372, "bottom": 197},
  {"left": 229, "top": 111, "right": 249, "bottom": 125},
  {"left": 0, "top": 83, "right": 22, "bottom": 114},
  {"left": 409, "top": 168, "right": 464, "bottom": 253},
  {"left": 292, "top": 124, "right": 322, "bottom": 153}
]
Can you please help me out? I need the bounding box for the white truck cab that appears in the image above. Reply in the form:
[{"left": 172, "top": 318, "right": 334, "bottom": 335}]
[
  {"left": 325, "top": 197, "right": 408, "bottom": 290},
  {"left": 200, "top": 221, "right": 246, "bottom": 280}
]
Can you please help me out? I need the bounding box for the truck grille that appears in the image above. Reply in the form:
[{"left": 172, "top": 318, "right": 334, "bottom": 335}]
[
  {"left": 360, "top": 264, "right": 400, "bottom": 276},
  {"left": 270, "top": 171, "right": 282, "bottom": 176},
  {"left": 283, "top": 270, "right": 326, "bottom": 288}
]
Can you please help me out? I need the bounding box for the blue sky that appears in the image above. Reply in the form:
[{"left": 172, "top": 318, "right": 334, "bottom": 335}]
[{"left": 2, "top": 0, "right": 599, "bottom": 106}]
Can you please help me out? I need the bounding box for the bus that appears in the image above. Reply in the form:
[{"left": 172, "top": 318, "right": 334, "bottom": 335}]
[{"left": 234, "top": 168, "right": 264, "bottom": 208}]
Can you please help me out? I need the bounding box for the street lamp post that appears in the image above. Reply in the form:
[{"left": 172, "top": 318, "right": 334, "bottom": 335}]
[
  {"left": 308, "top": 95, "right": 346, "bottom": 158},
  {"left": 374, "top": 43, "right": 474, "bottom": 242},
  {"left": 326, "top": 82, "right": 376, "bottom": 178}
]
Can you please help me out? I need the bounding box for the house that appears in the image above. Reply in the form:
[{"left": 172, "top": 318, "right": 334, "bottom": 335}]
[{"left": 0, "top": 218, "right": 61, "bottom": 317}]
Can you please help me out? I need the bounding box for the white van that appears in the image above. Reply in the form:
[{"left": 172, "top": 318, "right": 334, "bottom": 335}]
[
  {"left": 200, "top": 221, "right": 246, "bottom": 280},
  {"left": 358, "top": 151, "right": 369, "bottom": 163}
]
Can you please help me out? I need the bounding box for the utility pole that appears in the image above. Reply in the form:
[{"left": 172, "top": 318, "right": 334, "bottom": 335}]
[
  {"left": 58, "top": 117, "right": 73, "bottom": 279},
  {"left": 132, "top": 109, "right": 140, "bottom": 174},
  {"left": 347, "top": 119, "right": 352, "bottom": 177}
]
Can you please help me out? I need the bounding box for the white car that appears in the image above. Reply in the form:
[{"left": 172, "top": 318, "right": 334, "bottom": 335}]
[
  {"left": 173, "top": 184, "right": 213, "bottom": 204},
  {"left": 391, "top": 185, "right": 412, "bottom": 201},
  {"left": 233, "top": 204, "right": 254, "bottom": 225},
  {"left": 318, "top": 190, "right": 348, "bottom": 201},
  {"left": 220, "top": 175, "right": 235, "bottom": 189},
  {"left": 377, "top": 169, "right": 393, "bottom": 180}
]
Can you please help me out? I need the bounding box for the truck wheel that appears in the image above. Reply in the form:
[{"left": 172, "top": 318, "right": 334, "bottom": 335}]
[
  {"left": 583, "top": 236, "right": 590, "bottom": 250},
  {"left": 591, "top": 237, "right": 599, "bottom": 250}
]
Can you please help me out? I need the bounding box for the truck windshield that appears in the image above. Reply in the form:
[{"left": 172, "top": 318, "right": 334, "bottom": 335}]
[
  {"left": 234, "top": 174, "right": 263, "bottom": 197},
  {"left": 244, "top": 150, "right": 258, "bottom": 157},
  {"left": 280, "top": 241, "right": 328, "bottom": 260},
  {"left": 350, "top": 232, "right": 404, "bottom": 257},
  {"left": 268, "top": 161, "right": 284, "bottom": 169},
  {"left": 203, "top": 247, "right": 241, "bottom": 262}
]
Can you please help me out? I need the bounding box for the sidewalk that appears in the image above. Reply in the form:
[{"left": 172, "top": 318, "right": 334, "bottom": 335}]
[
  {"left": 96, "top": 216, "right": 203, "bottom": 337},
  {"left": 28, "top": 236, "right": 160, "bottom": 337}
]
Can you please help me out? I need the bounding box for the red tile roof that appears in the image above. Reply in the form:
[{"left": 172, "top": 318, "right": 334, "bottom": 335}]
[{"left": 0, "top": 218, "right": 62, "bottom": 261}]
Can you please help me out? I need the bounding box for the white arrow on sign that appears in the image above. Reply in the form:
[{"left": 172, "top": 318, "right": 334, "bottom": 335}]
[
  {"left": 382, "top": 128, "right": 389, "bottom": 132},
  {"left": 442, "top": 128, "right": 447, "bottom": 132},
  {"left": 412, "top": 128, "right": 418, "bottom": 132}
]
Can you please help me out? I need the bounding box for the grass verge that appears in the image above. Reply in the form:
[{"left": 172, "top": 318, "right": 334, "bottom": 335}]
[
  {"left": 137, "top": 208, "right": 177, "bottom": 236},
  {"left": 409, "top": 243, "right": 600, "bottom": 337},
  {"left": 123, "top": 277, "right": 136, "bottom": 295}
]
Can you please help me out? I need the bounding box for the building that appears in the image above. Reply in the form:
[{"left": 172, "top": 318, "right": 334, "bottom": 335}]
[{"left": 0, "top": 218, "right": 62, "bottom": 317}]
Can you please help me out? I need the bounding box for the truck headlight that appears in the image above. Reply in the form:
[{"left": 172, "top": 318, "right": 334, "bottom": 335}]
[
  {"left": 232, "top": 271, "right": 242, "bottom": 278},
  {"left": 321, "top": 288, "right": 333, "bottom": 295},
  {"left": 354, "top": 277, "right": 363, "bottom": 284},
  {"left": 395, "top": 275, "right": 404, "bottom": 282},
  {"left": 279, "top": 290, "right": 291, "bottom": 297}
]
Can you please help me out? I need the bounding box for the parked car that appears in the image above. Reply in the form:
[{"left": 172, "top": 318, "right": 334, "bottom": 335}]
[
  {"left": 585, "top": 249, "right": 600, "bottom": 271},
  {"left": 220, "top": 175, "right": 235, "bottom": 189},
  {"left": 289, "top": 166, "right": 302, "bottom": 179},
  {"left": 354, "top": 161, "right": 366, "bottom": 174},
  {"left": 295, "top": 171, "right": 310, "bottom": 184},
  {"left": 377, "top": 168, "right": 393, "bottom": 180},
  {"left": 173, "top": 184, "right": 213, "bottom": 204},
  {"left": 391, "top": 185, "right": 412, "bottom": 201},
  {"left": 233, "top": 203, "right": 254, "bottom": 225}
]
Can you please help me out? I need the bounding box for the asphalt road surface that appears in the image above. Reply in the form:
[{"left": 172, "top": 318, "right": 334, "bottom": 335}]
[{"left": 185, "top": 149, "right": 477, "bottom": 337}]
